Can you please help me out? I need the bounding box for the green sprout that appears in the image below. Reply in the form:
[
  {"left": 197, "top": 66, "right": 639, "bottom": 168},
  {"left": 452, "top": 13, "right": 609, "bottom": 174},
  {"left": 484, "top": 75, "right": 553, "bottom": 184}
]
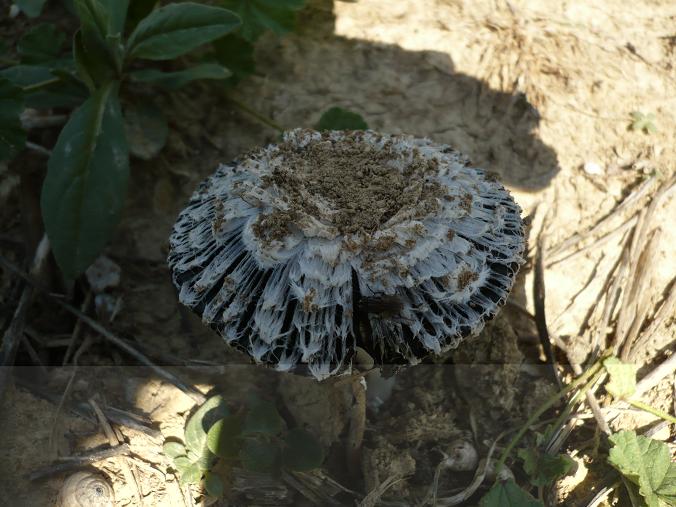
[
  {"left": 629, "top": 111, "right": 657, "bottom": 134},
  {"left": 163, "top": 395, "right": 324, "bottom": 500}
]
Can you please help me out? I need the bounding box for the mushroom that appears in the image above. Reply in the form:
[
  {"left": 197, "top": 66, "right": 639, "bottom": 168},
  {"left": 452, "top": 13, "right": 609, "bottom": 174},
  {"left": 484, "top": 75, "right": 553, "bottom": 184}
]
[{"left": 168, "top": 129, "right": 525, "bottom": 379}]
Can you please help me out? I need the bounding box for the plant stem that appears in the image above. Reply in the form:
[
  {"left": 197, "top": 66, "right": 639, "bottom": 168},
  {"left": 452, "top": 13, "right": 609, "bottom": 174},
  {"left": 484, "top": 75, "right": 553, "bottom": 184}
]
[
  {"left": 495, "top": 357, "right": 606, "bottom": 474},
  {"left": 627, "top": 399, "right": 676, "bottom": 425},
  {"left": 25, "top": 141, "right": 52, "bottom": 157},
  {"left": 546, "top": 370, "right": 600, "bottom": 439},
  {"left": 346, "top": 373, "right": 366, "bottom": 481},
  {"left": 22, "top": 77, "right": 61, "bottom": 93},
  {"left": 224, "top": 94, "right": 285, "bottom": 133}
]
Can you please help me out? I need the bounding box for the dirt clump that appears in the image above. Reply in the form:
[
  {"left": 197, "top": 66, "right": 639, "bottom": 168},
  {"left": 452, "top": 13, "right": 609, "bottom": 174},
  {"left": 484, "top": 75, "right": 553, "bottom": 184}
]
[{"left": 259, "top": 131, "right": 443, "bottom": 236}]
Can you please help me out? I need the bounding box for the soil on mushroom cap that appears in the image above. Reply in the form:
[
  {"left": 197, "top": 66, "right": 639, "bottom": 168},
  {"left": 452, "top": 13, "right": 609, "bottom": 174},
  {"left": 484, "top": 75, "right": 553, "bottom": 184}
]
[{"left": 257, "top": 130, "right": 444, "bottom": 237}]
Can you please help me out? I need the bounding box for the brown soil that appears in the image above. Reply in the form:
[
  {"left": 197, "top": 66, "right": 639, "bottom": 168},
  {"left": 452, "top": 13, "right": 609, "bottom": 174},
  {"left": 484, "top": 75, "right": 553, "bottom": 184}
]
[{"left": 256, "top": 130, "right": 442, "bottom": 236}]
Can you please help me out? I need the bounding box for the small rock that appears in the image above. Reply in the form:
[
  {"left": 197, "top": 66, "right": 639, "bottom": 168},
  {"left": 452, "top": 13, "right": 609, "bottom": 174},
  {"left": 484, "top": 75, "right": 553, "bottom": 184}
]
[{"left": 583, "top": 161, "right": 604, "bottom": 176}]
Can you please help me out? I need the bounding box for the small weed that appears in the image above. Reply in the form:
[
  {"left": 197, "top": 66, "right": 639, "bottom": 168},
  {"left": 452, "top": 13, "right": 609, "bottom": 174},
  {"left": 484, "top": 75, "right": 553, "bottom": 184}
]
[
  {"left": 478, "top": 355, "right": 676, "bottom": 506},
  {"left": 629, "top": 111, "right": 657, "bottom": 134},
  {"left": 163, "top": 394, "right": 323, "bottom": 500}
]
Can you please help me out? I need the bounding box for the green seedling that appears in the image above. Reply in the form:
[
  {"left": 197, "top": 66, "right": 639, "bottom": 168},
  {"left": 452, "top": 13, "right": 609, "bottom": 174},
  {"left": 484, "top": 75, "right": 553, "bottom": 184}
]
[
  {"left": 629, "top": 111, "right": 657, "bottom": 134},
  {"left": 163, "top": 394, "right": 324, "bottom": 500}
]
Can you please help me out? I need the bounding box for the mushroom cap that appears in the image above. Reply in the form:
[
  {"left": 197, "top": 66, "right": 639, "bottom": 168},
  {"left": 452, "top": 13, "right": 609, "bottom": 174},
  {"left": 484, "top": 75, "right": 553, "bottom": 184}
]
[{"left": 169, "top": 129, "right": 525, "bottom": 379}]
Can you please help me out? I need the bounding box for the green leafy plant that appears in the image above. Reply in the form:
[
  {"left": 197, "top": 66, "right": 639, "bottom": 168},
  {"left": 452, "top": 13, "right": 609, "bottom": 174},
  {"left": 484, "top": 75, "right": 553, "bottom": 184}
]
[
  {"left": 164, "top": 394, "right": 324, "bottom": 499},
  {"left": 475, "top": 355, "right": 676, "bottom": 506},
  {"left": 207, "top": 0, "right": 307, "bottom": 87},
  {"left": 608, "top": 431, "right": 676, "bottom": 507},
  {"left": 220, "top": 0, "right": 306, "bottom": 42},
  {"left": 603, "top": 357, "right": 676, "bottom": 424},
  {"left": 517, "top": 446, "right": 576, "bottom": 488},
  {"left": 1, "top": 1, "right": 241, "bottom": 279},
  {"left": 480, "top": 479, "right": 544, "bottom": 507},
  {"left": 317, "top": 106, "right": 369, "bottom": 131},
  {"left": 629, "top": 111, "right": 657, "bottom": 134}
]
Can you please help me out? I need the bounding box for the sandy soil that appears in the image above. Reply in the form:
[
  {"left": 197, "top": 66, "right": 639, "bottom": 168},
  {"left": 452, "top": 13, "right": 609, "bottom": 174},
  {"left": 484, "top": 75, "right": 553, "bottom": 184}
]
[{"left": 1, "top": 0, "right": 674, "bottom": 505}]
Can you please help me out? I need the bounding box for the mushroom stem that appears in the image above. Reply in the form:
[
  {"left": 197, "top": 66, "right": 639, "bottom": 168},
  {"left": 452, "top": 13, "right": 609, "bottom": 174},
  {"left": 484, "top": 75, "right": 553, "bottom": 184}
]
[{"left": 346, "top": 373, "right": 367, "bottom": 479}]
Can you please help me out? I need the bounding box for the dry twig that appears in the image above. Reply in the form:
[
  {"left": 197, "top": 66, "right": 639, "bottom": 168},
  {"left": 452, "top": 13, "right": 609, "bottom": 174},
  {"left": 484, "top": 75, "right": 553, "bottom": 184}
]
[
  {"left": 0, "top": 254, "right": 205, "bottom": 404},
  {"left": 15, "top": 375, "right": 159, "bottom": 437},
  {"left": 533, "top": 235, "right": 561, "bottom": 387},
  {"left": 90, "top": 398, "right": 143, "bottom": 505},
  {"left": 28, "top": 445, "right": 131, "bottom": 481},
  {"left": 0, "top": 235, "right": 50, "bottom": 401},
  {"left": 628, "top": 285, "right": 676, "bottom": 362},
  {"left": 547, "top": 175, "right": 657, "bottom": 258},
  {"left": 360, "top": 474, "right": 406, "bottom": 507}
]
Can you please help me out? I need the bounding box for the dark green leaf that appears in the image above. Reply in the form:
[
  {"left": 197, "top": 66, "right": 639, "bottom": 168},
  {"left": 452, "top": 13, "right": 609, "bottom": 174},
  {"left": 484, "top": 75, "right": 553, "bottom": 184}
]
[
  {"left": 74, "top": 0, "right": 123, "bottom": 74},
  {"left": 62, "top": 0, "right": 76, "bottom": 14},
  {"left": 126, "top": 0, "right": 158, "bottom": 34},
  {"left": 282, "top": 428, "right": 324, "bottom": 471},
  {"left": 129, "top": 64, "right": 231, "bottom": 90},
  {"left": 518, "top": 448, "right": 576, "bottom": 487},
  {"left": 73, "top": 30, "right": 115, "bottom": 91},
  {"left": 185, "top": 395, "right": 230, "bottom": 456},
  {"left": 74, "top": 0, "right": 121, "bottom": 77},
  {"left": 0, "top": 65, "right": 52, "bottom": 86},
  {"left": 220, "top": 0, "right": 306, "bottom": 42},
  {"left": 0, "top": 79, "right": 26, "bottom": 162},
  {"left": 243, "top": 398, "right": 283, "bottom": 435},
  {"left": 479, "top": 479, "right": 543, "bottom": 507},
  {"left": 608, "top": 431, "right": 676, "bottom": 507},
  {"left": 15, "top": 0, "right": 49, "bottom": 18},
  {"left": 211, "top": 34, "right": 255, "bottom": 86},
  {"left": 123, "top": 101, "right": 167, "bottom": 160},
  {"left": 17, "top": 24, "right": 67, "bottom": 64},
  {"left": 98, "top": 0, "right": 130, "bottom": 36},
  {"left": 40, "top": 81, "right": 129, "bottom": 279},
  {"left": 0, "top": 65, "right": 87, "bottom": 109},
  {"left": 163, "top": 441, "right": 186, "bottom": 459},
  {"left": 74, "top": 0, "right": 109, "bottom": 38},
  {"left": 317, "top": 107, "right": 368, "bottom": 131},
  {"left": 207, "top": 416, "right": 243, "bottom": 459},
  {"left": 173, "top": 456, "right": 202, "bottom": 484},
  {"left": 239, "top": 438, "right": 280, "bottom": 474},
  {"left": 84, "top": 0, "right": 128, "bottom": 66},
  {"left": 127, "top": 3, "right": 241, "bottom": 61},
  {"left": 203, "top": 471, "right": 225, "bottom": 498},
  {"left": 72, "top": 31, "right": 95, "bottom": 90}
]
